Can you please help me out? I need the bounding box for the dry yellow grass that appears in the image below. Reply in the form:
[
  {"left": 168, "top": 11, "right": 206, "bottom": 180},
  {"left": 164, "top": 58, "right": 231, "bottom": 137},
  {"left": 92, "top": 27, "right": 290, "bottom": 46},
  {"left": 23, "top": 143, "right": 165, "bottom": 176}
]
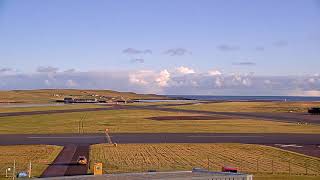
[
  {"left": 0, "top": 145, "right": 62, "bottom": 179},
  {"left": 90, "top": 143, "right": 320, "bottom": 176}
]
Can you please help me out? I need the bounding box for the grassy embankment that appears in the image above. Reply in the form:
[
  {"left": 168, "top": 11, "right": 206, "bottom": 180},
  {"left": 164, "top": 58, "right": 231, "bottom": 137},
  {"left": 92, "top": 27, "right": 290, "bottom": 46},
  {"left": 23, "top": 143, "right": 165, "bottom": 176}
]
[
  {"left": 0, "top": 89, "right": 168, "bottom": 104},
  {"left": 90, "top": 143, "right": 320, "bottom": 178},
  {"left": 0, "top": 104, "right": 102, "bottom": 113},
  {"left": 0, "top": 145, "right": 62, "bottom": 179},
  {"left": 171, "top": 101, "right": 320, "bottom": 113},
  {"left": 1, "top": 109, "right": 320, "bottom": 134}
]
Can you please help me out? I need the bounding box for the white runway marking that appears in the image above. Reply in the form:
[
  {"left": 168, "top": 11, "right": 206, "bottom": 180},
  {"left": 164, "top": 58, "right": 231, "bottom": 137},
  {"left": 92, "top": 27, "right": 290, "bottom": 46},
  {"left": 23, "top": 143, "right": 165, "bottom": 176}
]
[
  {"left": 27, "top": 136, "right": 104, "bottom": 139},
  {"left": 275, "top": 144, "right": 303, "bottom": 148},
  {"left": 187, "top": 135, "right": 263, "bottom": 138}
]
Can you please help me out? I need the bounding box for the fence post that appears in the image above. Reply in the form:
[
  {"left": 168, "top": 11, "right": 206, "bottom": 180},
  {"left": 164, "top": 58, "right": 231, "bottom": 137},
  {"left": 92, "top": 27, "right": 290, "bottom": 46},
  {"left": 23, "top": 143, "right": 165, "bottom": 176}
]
[
  {"left": 29, "top": 161, "right": 32, "bottom": 178},
  {"left": 272, "top": 159, "right": 274, "bottom": 174},
  {"left": 13, "top": 160, "right": 16, "bottom": 180},
  {"left": 305, "top": 161, "right": 308, "bottom": 175},
  {"left": 289, "top": 160, "right": 291, "bottom": 175}
]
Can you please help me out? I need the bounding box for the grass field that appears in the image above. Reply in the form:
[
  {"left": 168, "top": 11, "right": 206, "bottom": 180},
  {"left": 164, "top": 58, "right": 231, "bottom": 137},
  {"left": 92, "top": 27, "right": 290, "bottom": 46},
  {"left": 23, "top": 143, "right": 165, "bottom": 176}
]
[
  {"left": 171, "top": 101, "right": 320, "bottom": 113},
  {"left": 1, "top": 109, "right": 320, "bottom": 134},
  {"left": 89, "top": 143, "right": 320, "bottom": 176},
  {"left": 0, "top": 104, "right": 102, "bottom": 113},
  {"left": 0, "top": 145, "right": 62, "bottom": 179}
]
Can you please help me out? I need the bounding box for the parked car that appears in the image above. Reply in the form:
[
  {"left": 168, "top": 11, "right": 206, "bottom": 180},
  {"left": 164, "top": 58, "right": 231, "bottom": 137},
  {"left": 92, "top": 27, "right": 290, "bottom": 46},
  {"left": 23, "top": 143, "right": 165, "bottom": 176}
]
[{"left": 77, "top": 156, "right": 88, "bottom": 165}]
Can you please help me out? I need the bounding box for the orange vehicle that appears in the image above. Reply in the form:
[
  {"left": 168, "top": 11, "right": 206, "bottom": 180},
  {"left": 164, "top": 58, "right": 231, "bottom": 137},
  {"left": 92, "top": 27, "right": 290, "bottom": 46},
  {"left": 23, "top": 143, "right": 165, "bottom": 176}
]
[{"left": 77, "top": 156, "right": 88, "bottom": 165}]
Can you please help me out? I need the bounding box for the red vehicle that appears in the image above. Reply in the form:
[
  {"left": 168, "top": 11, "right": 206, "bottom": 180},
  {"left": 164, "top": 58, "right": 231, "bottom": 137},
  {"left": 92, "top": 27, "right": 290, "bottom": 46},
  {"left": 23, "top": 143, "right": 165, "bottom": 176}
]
[{"left": 222, "top": 166, "right": 238, "bottom": 173}]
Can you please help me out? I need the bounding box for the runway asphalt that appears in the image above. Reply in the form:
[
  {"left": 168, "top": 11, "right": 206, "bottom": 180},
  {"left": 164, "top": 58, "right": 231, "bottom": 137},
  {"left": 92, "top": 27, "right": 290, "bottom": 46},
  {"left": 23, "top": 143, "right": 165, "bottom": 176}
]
[
  {"left": 1, "top": 133, "right": 320, "bottom": 145},
  {"left": 0, "top": 133, "right": 319, "bottom": 157}
]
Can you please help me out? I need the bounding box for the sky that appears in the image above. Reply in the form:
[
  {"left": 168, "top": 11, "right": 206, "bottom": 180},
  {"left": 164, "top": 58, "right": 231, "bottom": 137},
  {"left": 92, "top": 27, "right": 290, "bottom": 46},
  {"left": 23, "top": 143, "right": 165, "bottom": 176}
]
[{"left": 0, "top": 0, "right": 320, "bottom": 95}]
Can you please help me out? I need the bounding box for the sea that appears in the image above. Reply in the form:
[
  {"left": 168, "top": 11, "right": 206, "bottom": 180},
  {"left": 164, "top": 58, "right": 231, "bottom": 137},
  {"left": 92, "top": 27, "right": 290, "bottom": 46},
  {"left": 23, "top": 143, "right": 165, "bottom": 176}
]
[{"left": 166, "top": 95, "right": 320, "bottom": 102}]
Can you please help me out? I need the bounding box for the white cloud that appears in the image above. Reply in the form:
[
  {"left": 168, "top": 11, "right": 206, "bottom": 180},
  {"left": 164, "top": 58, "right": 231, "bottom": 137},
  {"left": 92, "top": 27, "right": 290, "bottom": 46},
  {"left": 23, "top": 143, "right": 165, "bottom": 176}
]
[
  {"left": 289, "top": 90, "right": 320, "bottom": 97},
  {"left": 231, "top": 74, "right": 252, "bottom": 86},
  {"left": 208, "top": 70, "right": 222, "bottom": 76},
  {"left": 304, "top": 90, "right": 320, "bottom": 96},
  {"left": 214, "top": 77, "right": 223, "bottom": 87},
  {"left": 156, "top": 70, "right": 170, "bottom": 87},
  {"left": 308, "top": 78, "right": 316, "bottom": 83},
  {"left": 129, "top": 69, "right": 171, "bottom": 87},
  {"left": 176, "top": 66, "right": 195, "bottom": 74},
  {"left": 128, "top": 70, "right": 152, "bottom": 85}
]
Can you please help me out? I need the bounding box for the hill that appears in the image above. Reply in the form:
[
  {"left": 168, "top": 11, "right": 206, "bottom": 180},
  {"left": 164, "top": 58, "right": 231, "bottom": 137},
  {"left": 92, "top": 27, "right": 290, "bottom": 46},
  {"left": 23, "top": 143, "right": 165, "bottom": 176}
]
[{"left": 0, "top": 89, "right": 169, "bottom": 104}]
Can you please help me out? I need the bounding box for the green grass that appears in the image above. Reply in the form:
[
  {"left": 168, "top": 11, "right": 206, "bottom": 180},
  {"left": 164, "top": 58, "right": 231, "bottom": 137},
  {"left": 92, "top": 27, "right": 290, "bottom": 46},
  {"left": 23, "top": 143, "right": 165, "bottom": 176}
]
[
  {"left": 89, "top": 143, "right": 320, "bottom": 176},
  {"left": 0, "top": 145, "right": 62, "bottom": 179},
  {"left": 1, "top": 109, "right": 320, "bottom": 134},
  {"left": 171, "top": 101, "right": 320, "bottom": 113},
  {"left": 0, "top": 104, "right": 102, "bottom": 113}
]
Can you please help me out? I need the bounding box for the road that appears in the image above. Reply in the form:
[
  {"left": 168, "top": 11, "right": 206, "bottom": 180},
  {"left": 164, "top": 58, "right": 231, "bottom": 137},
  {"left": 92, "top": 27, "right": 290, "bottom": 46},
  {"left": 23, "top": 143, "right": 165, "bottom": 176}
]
[{"left": 41, "top": 145, "right": 89, "bottom": 177}]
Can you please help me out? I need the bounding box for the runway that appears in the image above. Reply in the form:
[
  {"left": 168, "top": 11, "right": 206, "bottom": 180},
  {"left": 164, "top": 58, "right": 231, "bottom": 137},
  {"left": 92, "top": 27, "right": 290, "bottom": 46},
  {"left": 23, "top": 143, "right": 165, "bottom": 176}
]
[
  {"left": 0, "top": 133, "right": 319, "bottom": 157},
  {"left": 1, "top": 133, "right": 320, "bottom": 145}
]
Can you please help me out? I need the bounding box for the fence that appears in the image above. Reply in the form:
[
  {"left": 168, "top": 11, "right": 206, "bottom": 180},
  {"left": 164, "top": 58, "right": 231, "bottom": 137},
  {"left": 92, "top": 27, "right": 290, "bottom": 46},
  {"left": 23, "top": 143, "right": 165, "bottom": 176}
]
[
  {"left": 89, "top": 150, "right": 320, "bottom": 176},
  {"left": 0, "top": 161, "right": 47, "bottom": 179}
]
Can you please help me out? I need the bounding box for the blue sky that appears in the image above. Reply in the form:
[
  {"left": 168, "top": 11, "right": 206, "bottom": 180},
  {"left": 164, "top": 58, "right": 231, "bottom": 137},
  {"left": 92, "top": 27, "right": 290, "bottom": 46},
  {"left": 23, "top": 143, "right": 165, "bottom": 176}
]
[{"left": 0, "top": 0, "right": 320, "bottom": 95}]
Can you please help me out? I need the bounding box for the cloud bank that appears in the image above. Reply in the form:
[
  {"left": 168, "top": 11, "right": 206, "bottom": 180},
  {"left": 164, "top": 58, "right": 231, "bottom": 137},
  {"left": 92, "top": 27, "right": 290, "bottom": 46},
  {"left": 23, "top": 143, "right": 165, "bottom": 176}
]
[{"left": 0, "top": 67, "right": 319, "bottom": 96}]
